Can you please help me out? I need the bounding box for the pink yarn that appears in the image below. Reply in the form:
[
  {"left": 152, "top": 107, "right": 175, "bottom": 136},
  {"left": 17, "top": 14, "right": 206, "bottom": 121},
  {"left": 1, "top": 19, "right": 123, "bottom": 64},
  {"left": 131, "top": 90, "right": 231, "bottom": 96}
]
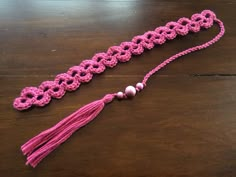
[
  {"left": 22, "top": 94, "right": 115, "bottom": 167},
  {"left": 14, "top": 10, "right": 217, "bottom": 111},
  {"left": 21, "top": 10, "right": 225, "bottom": 167}
]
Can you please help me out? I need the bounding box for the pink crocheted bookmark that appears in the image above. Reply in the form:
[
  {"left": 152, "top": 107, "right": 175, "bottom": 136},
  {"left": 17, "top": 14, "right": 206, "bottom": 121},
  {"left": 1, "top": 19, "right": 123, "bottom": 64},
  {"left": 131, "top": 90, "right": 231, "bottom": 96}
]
[
  {"left": 14, "top": 10, "right": 219, "bottom": 111},
  {"left": 18, "top": 10, "right": 225, "bottom": 167}
]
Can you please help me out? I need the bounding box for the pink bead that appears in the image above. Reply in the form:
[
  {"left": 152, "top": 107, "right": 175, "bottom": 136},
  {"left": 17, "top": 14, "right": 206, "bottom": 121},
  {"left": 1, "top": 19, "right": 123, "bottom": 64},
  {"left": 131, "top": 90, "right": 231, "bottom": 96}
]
[
  {"left": 116, "top": 92, "right": 124, "bottom": 99},
  {"left": 125, "top": 86, "right": 136, "bottom": 97},
  {"left": 136, "top": 82, "right": 144, "bottom": 91}
]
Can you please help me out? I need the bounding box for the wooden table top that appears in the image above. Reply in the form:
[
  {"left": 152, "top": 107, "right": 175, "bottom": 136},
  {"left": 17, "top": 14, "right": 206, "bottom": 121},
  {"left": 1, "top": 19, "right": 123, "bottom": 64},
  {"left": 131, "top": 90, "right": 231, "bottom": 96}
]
[{"left": 0, "top": 0, "right": 235, "bottom": 176}]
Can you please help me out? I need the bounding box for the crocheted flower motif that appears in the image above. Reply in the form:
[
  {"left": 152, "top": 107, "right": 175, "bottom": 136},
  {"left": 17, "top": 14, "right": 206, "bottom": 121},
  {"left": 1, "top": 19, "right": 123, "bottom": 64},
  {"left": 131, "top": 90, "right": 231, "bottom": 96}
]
[
  {"left": 55, "top": 73, "right": 80, "bottom": 91},
  {"left": 39, "top": 81, "right": 66, "bottom": 99},
  {"left": 107, "top": 46, "right": 131, "bottom": 62}
]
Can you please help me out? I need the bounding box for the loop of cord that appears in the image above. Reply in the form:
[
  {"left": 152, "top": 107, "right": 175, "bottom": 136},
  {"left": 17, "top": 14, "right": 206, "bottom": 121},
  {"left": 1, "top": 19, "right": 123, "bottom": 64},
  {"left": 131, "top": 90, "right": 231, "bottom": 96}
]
[{"left": 13, "top": 10, "right": 218, "bottom": 110}]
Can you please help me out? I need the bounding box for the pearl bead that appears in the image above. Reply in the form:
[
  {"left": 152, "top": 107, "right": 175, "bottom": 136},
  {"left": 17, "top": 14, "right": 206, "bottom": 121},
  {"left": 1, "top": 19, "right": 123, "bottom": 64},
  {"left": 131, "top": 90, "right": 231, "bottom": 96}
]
[
  {"left": 125, "top": 86, "right": 136, "bottom": 97},
  {"left": 116, "top": 92, "right": 124, "bottom": 99},
  {"left": 136, "top": 82, "right": 144, "bottom": 91}
]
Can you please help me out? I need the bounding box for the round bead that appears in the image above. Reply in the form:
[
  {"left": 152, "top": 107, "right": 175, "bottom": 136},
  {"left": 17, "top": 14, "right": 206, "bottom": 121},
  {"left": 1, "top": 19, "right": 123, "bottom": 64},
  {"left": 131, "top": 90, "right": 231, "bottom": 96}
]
[
  {"left": 136, "top": 82, "right": 144, "bottom": 91},
  {"left": 125, "top": 86, "right": 136, "bottom": 97},
  {"left": 116, "top": 92, "right": 124, "bottom": 99}
]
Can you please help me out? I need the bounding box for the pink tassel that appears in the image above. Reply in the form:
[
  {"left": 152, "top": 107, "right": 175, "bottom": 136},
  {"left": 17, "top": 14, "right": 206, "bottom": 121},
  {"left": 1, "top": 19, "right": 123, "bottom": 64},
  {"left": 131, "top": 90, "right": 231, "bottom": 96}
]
[{"left": 21, "top": 94, "right": 115, "bottom": 168}]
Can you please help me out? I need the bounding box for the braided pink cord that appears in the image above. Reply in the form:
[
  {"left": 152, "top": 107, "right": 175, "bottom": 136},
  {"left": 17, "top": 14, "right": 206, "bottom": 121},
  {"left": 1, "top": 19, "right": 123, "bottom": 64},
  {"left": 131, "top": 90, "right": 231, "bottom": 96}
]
[
  {"left": 13, "top": 10, "right": 220, "bottom": 110},
  {"left": 142, "top": 18, "right": 225, "bottom": 85}
]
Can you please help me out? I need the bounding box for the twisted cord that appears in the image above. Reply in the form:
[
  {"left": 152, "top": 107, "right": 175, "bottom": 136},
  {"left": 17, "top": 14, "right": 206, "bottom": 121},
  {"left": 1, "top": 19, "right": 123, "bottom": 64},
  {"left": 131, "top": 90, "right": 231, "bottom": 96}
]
[{"left": 142, "top": 18, "right": 225, "bottom": 85}]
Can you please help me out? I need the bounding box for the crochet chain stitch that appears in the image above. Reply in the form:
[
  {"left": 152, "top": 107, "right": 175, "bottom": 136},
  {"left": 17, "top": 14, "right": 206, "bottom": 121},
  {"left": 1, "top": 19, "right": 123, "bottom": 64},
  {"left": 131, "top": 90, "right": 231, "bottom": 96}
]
[{"left": 14, "top": 10, "right": 218, "bottom": 111}]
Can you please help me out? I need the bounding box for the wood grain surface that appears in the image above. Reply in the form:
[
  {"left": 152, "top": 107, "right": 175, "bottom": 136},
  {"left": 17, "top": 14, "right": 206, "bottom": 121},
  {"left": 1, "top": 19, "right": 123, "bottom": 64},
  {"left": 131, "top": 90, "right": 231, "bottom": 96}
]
[{"left": 0, "top": 0, "right": 235, "bottom": 177}]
